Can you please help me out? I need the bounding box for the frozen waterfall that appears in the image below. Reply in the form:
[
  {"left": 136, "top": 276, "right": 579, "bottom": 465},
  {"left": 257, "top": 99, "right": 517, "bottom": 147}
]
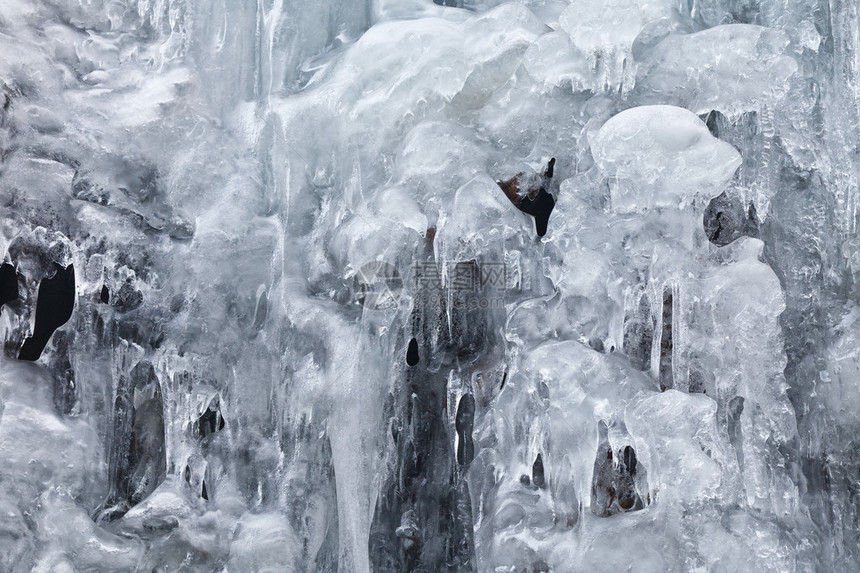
[{"left": 1, "top": 0, "right": 860, "bottom": 571}]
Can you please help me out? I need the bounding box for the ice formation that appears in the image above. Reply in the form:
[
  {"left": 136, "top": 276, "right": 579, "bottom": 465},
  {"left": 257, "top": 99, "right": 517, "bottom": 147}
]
[{"left": 0, "top": 0, "right": 859, "bottom": 571}]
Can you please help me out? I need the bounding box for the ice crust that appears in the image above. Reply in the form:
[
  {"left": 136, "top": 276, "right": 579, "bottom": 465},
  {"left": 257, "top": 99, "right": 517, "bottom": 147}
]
[
  {"left": 590, "top": 105, "right": 742, "bottom": 212},
  {"left": 0, "top": 0, "right": 859, "bottom": 571}
]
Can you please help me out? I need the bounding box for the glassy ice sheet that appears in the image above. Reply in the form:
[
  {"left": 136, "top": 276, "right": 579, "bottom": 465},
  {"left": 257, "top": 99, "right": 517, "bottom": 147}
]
[{"left": 1, "top": 0, "right": 859, "bottom": 571}]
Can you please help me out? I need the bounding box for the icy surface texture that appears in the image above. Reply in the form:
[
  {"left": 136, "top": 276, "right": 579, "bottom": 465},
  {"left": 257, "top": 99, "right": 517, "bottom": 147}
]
[{"left": 0, "top": 0, "right": 859, "bottom": 571}]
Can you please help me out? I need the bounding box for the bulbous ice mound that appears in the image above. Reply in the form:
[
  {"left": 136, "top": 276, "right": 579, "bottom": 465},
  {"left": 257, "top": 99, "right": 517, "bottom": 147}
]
[{"left": 590, "top": 105, "right": 742, "bottom": 212}]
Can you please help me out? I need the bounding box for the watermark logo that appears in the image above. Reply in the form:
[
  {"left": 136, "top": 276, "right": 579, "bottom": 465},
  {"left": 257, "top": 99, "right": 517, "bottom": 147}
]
[
  {"left": 412, "top": 261, "right": 508, "bottom": 292},
  {"left": 356, "top": 260, "right": 512, "bottom": 310},
  {"left": 355, "top": 261, "right": 402, "bottom": 310}
]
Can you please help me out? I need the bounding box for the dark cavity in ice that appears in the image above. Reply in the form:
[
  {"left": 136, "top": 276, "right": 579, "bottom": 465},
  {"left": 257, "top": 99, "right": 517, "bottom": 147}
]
[
  {"left": 703, "top": 191, "right": 760, "bottom": 246},
  {"left": 497, "top": 158, "right": 557, "bottom": 237},
  {"left": 406, "top": 337, "right": 419, "bottom": 366},
  {"left": 591, "top": 421, "right": 646, "bottom": 516},
  {"left": 659, "top": 287, "right": 673, "bottom": 391},
  {"left": 112, "top": 281, "right": 144, "bottom": 312},
  {"left": 455, "top": 393, "right": 476, "bottom": 466},
  {"left": 196, "top": 403, "right": 225, "bottom": 438},
  {"left": 0, "top": 262, "right": 18, "bottom": 311},
  {"left": 532, "top": 453, "right": 545, "bottom": 488},
  {"left": 18, "top": 263, "right": 75, "bottom": 361}
]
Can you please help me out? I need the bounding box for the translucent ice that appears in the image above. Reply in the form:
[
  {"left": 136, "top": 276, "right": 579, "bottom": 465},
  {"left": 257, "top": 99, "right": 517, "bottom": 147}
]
[
  {"left": 590, "top": 105, "right": 742, "bottom": 212},
  {"left": 1, "top": 0, "right": 859, "bottom": 571},
  {"left": 557, "top": 0, "right": 678, "bottom": 91},
  {"left": 636, "top": 24, "right": 798, "bottom": 115}
]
